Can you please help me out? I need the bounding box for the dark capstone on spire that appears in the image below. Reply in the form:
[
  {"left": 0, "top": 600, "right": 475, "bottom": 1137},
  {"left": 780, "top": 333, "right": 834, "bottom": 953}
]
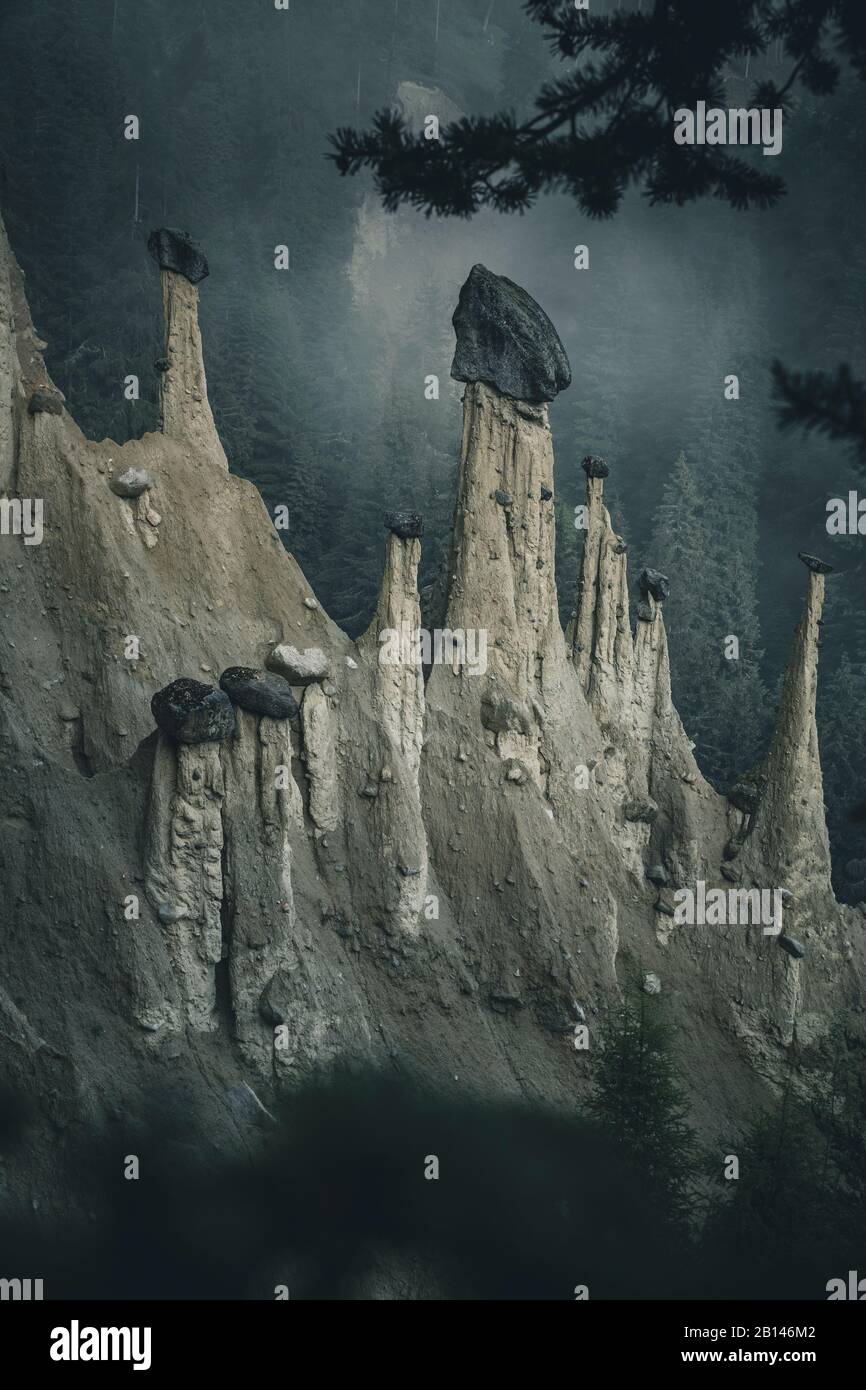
[
  {"left": 151, "top": 678, "right": 234, "bottom": 744},
  {"left": 638, "top": 568, "right": 671, "bottom": 603},
  {"left": 384, "top": 510, "right": 423, "bottom": 540},
  {"left": 147, "top": 228, "right": 210, "bottom": 285},
  {"left": 450, "top": 264, "right": 571, "bottom": 405},
  {"left": 219, "top": 667, "right": 299, "bottom": 721},
  {"left": 582, "top": 454, "right": 609, "bottom": 479},
  {"left": 798, "top": 551, "right": 834, "bottom": 575}
]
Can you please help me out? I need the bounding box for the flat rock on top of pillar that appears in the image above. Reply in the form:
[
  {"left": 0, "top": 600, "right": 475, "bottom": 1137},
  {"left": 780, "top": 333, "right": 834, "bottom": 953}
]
[
  {"left": 384, "top": 509, "right": 423, "bottom": 540},
  {"left": 450, "top": 263, "right": 571, "bottom": 405},
  {"left": 147, "top": 228, "right": 209, "bottom": 284},
  {"left": 151, "top": 677, "right": 235, "bottom": 744},
  {"left": 219, "top": 667, "right": 299, "bottom": 720},
  {"left": 582, "top": 454, "right": 609, "bottom": 479},
  {"left": 798, "top": 551, "right": 834, "bottom": 575}
]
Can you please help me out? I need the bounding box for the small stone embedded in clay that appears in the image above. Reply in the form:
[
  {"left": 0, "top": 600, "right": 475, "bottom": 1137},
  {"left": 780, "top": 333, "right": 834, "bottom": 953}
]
[
  {"left": 777, "top": 934, "right": 806, "bottom": 959},
  {"left": 266, "top": 644, "right": 331, "bottom": 685},
  {"left": 110, "top": 467, "right": 153, "bottom": 499}
]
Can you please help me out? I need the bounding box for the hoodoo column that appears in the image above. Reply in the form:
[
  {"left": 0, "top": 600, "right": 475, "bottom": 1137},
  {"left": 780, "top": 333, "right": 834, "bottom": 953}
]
[{"left": 147, "top": 227, "right": 228, "bottom": 470}]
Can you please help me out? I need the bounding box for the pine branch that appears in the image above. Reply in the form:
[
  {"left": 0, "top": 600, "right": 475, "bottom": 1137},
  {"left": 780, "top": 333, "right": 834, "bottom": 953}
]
[
  {"left": 328, "top": 0, "right": 863, "bottom": 219},
  {"left": 772, "top": 360, "right": 866, "bottom": 464}
]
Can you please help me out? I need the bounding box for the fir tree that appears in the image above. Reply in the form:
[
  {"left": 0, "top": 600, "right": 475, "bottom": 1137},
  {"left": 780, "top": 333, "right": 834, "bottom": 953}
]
[
  {"left": 649, "top": 450, "right": 717, "bottom": 757},
  {"left": 649, "top": 241, "right": 771, "bottom": 789},
  {"left": 587, "top": 990, "right": 700, "bottom": 1226},
  {"left": 810, "top": 1018, "right": 866, "bottom": 1211},
  {"left": 701, "top": 1047, "right": 866, "bottom": 1295}
]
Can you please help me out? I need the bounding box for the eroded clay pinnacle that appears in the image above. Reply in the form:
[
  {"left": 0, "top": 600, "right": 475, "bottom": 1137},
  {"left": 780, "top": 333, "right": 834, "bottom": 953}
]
[
  {"left": 744, "top": 559, "right": 832, "bottom": 893},
  {"left": 151, "top": 230, "right": 227, "bottom": 468}
]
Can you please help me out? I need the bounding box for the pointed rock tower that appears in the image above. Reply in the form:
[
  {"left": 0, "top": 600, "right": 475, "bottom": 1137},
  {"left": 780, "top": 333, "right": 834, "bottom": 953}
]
[
  {"left": 431, "top": 264, "right": 593, "bottom": 788},
  {"left": 353, "top": 512, "right": 428, "bottom": 935},
  {"left": 567, "top": 451, "right": 711, "bottom": 879},
  {"left": 568, "top": 456, "right": 632, "bottom": 700},
  {"left": 148, "top": 228, "right": 228, "bottom": 469},
  {"left": 742, "top": 559, "right": 833, "bottom": 898}
]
